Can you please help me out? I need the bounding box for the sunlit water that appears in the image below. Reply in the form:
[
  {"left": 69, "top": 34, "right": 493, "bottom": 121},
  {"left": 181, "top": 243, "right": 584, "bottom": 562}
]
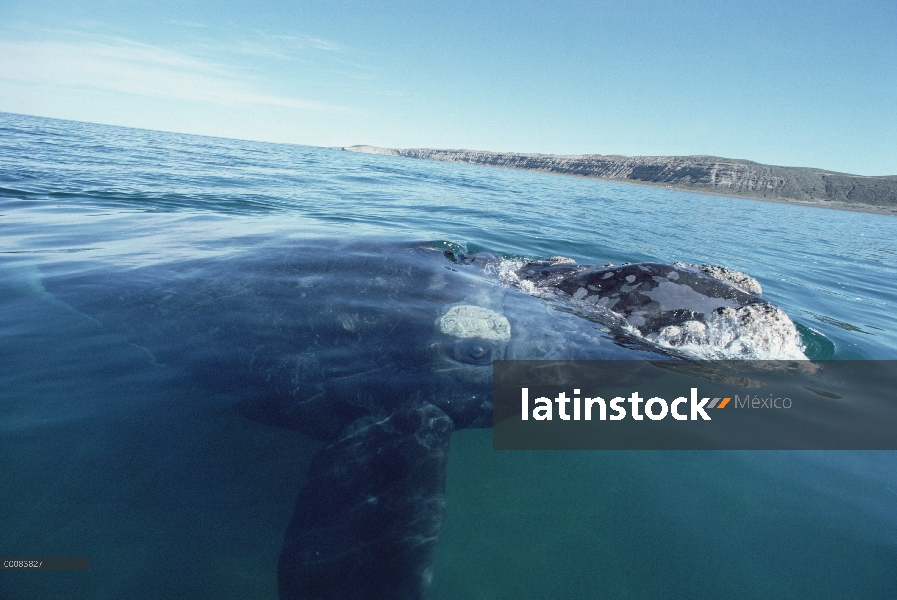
[{"left": 1, "top": 112, "right": 896, "bottom": 599}]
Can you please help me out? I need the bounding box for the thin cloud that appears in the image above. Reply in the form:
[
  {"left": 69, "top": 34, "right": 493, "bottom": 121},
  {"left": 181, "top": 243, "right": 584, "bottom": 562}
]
[
  {"left": 233, "top": 40, "right": 296, "bottom": 60},
  {"left": 170, "top": 20, "right": 210, "bottom": 29},
  {"left": 0, "top": 36, "right": 348, "bottom": 112},
  {"left": 258, "top": 32, "right": 342, "bottom": 53},
  {"left": 230, "top": 32, "right": 343, "bottom": 60},
  {"left": 281, "top": 34, "right": 341, "bottom": 53}
]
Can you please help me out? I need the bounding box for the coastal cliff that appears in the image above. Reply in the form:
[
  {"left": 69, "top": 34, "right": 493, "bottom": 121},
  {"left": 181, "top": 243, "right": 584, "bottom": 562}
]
[{"left": 344, "top": 146, "right": 897, "bottom": 213}]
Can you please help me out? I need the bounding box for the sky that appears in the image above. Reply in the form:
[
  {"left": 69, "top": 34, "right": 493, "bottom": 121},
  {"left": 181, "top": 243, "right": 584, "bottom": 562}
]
[{"left": 1, "top": 0, "right": 895, "bottom": 175}]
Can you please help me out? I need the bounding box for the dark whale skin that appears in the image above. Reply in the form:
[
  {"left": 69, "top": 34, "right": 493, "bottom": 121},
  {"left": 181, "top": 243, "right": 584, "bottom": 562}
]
[{"left": 43, "top": 241, "right": 792, "bottom": 599}]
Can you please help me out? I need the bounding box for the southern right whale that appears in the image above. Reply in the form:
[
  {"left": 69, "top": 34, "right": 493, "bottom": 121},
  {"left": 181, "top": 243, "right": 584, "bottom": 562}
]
[{"left": 39, "top": 240, "right": 806, "bottom": 600}]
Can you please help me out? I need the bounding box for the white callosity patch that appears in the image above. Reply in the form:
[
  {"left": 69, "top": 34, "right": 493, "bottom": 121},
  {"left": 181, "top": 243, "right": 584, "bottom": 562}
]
[
  {"left": 547, "top": 256, "right": 576, "bottom": 264},
  {"left": 704, "top": 304, "right": 806, "bottom": 359},
  {"left": 699, "top": 265, "right": 762, "bottom": 295},
  {"left": 438, "top": 305, "right": 511, "bottom": 341},
  {"left": 652, "top": 320, "right": 707, "bottom": 346},
  {"left": 673, "top": 262, "right": 763, "bottom": 295},
  {"left": 646, "top": 305, "right": 807, "bottom": 359}
]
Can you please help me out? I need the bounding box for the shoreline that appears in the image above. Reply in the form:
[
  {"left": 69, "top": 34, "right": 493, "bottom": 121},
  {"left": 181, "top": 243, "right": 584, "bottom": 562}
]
[
  {"left": 554, "top": 170, "right": 897, "bottom": 216},
  {"left": 342, "top": 146, "right": 897, "bottom": 216}
]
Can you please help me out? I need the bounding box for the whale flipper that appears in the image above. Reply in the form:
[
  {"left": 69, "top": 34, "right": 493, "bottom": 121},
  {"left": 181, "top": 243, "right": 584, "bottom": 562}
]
[{"left": 279, "top": 404, "right": 453, "bottom": 600}]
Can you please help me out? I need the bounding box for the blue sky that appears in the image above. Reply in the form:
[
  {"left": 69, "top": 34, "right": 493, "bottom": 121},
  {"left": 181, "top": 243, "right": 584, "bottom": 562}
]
[{"left": 1, "top": 0, "right": 895, "bottom": 175}]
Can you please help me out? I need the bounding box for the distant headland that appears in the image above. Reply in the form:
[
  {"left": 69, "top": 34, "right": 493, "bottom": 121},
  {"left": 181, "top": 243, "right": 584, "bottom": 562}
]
[{"left": 343, "top": 146, "right": 897, "bottom": 214}]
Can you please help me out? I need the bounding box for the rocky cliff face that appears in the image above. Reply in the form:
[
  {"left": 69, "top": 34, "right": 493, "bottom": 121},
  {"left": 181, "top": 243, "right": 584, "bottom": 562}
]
[{"left": 344, "top": 146, "right": 897, "bottom": 210}]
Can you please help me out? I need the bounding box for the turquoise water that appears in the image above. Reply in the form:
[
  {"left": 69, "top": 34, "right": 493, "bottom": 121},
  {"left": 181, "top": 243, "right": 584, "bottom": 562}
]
[{"left": 1, "top": 111, "right": 896, "bottom": 598}]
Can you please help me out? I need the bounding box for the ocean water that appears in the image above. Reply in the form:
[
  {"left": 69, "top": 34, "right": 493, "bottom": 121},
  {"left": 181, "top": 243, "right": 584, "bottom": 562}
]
[{"left": 1, "top": 111, "right": 896, "bottom": 598}]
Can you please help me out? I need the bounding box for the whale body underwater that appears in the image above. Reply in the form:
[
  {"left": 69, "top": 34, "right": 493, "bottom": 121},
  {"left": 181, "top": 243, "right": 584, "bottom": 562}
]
[{"left": 41, "top": 240, "right": 807, "bottom": 599}]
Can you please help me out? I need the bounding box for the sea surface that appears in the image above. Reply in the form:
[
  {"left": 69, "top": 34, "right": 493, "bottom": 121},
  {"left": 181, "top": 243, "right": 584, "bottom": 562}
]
[{"left": 1, "top": 111, "right": 896, "bottom": 598}]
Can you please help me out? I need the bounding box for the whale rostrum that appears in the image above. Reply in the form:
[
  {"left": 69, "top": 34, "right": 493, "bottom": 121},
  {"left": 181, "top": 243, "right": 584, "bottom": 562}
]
[{"left": 453, "top": 251, "right": 806, "bottom": 361}]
